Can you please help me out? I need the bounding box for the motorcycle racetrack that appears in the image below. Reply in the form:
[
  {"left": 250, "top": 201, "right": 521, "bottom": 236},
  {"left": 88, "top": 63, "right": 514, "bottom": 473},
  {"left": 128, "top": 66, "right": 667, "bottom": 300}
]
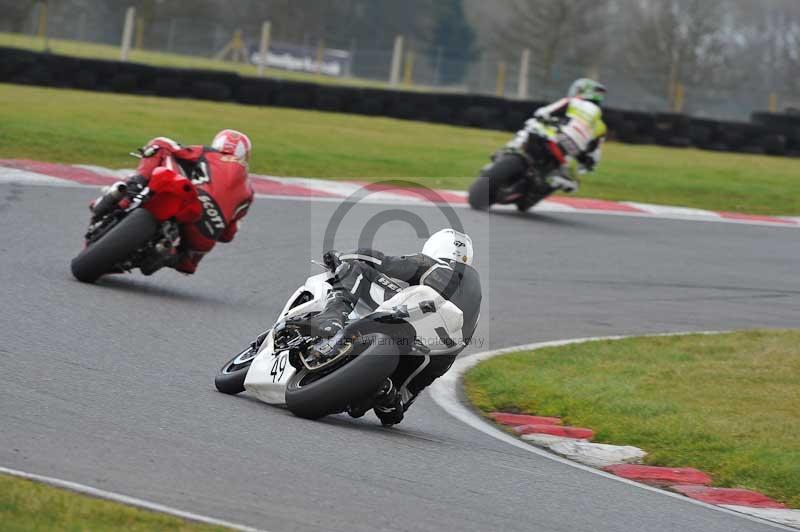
[{"left": 2, "top": 178, "right": 799, "bottom": 532}]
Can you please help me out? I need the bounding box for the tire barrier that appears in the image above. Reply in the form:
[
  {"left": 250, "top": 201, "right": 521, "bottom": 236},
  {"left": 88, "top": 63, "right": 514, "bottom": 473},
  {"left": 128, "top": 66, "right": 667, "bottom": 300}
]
[{"left": 1, "top": 45, "right": 797, "bottom": 157}]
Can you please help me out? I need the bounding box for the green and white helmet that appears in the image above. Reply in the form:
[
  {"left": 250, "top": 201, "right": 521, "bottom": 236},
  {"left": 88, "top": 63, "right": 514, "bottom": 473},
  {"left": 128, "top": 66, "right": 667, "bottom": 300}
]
[{"left": 568, "top": 78, "right": 607, "bottom": 106}]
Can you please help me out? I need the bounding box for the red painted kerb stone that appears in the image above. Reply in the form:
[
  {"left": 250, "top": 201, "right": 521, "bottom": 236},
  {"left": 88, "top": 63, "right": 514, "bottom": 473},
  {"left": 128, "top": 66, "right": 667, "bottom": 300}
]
[
  {"left": 671, "top": 485, "right": 787, "bottom": 508},
  {"left": 604, "top": 464, "right": 712, "bottom": 486},
  {"left": 490, "top": 412, "right": 562, "bottom": 426}
]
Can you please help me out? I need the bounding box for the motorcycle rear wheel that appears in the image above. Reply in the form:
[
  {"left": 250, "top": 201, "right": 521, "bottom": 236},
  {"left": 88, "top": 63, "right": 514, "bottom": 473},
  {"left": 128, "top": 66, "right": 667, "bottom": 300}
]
[
  {"left": 71, "top": 209, "right": 158, "bottom": 283},
  {"left": 285, "top": 333, "right": 400, "bottom": 420},
  {"left": 468, "top": 154, "right": 527, "bottom": 210}
]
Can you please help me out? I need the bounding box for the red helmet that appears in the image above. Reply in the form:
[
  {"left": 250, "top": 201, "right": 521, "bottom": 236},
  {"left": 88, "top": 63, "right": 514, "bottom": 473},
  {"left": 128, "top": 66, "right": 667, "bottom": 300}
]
[{"left": 212, "top": 129, "right": 252, "bottom": 162}]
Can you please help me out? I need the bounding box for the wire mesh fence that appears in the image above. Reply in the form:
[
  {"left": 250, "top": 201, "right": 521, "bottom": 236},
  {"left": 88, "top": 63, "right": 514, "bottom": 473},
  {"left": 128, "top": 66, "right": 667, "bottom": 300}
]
[{"left": 4, "top": 2, "right": 797, "bottom": 122}]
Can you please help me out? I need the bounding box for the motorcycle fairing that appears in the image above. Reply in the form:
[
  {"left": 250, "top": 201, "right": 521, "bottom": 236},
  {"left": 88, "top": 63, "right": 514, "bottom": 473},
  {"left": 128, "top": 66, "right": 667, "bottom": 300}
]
[
  {"left": 244, "top": 272, "right": 332, "bottom": 405},
  {"left": 142, "top": 167, "right": 202, "bottom": 224},
  {"left": 243, "top": 276, "right": 464, "bottom": 406},
  {"left": 374, "top": 286, "right": 464, "bottom": 353}
]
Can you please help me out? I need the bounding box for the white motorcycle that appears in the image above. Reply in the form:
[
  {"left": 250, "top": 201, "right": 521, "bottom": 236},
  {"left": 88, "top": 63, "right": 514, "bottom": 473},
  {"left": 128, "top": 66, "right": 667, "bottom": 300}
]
[{"left": 214, "top": 265, "right": 465, "bottom": 421}]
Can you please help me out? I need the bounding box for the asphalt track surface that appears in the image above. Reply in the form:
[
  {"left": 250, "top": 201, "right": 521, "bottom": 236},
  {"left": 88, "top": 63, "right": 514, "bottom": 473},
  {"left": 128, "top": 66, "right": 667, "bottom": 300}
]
[{"left": 2, "top": 182, "right": 799, "bottom": 532}]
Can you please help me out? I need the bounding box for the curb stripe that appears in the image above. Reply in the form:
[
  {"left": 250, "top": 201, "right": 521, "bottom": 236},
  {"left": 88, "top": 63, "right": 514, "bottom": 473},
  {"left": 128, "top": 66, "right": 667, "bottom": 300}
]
[
  {"left": 0, "top": 159, "right": 117, "bottom": 186},
  {"left": 428, "top": 332, "right": 798, "bottom": 531},
  {"left": 0, "top": 160, "right": 798, "bottom": 229}
]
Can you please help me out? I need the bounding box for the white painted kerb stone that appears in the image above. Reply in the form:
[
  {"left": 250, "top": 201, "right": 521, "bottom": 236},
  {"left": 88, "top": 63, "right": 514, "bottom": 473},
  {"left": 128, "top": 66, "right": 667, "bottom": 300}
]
[
  {"left": 521, "top": 434, "right": 646, "bottom": 469},
  {"left": 520, "top": 434, "right": 584, "bottom": 446},
  {"left": 548, "top": 440, "right": 647, "bottom": 469}
]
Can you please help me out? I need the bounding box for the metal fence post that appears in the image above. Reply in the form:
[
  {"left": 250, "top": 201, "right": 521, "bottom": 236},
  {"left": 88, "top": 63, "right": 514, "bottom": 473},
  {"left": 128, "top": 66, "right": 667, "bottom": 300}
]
[
  {"left": 257, "top": 21, "right": 272, "bottom": 77},
  {"left": 135, "top": 16, "right": 144, "bottom": 50},
  {"left": 389, "top": 35, "right": 404, "bottom": 85},
  {"left": 120, "top": 6, "right": 135, "bottom": 62},
  {"left": 77, "top": 11, "right": 87, "bottom": 41},
  {"left": 434, "top": 46, "right": 443, "bottom": 86},
  {"left": 316, "top": 39, "right": 325, "bottom": 76},
  {"left": 37, "top": 1, "right": 48, "bottom": 39},
  {"left": 673, "top": 83, "right": 685, "bottom": 113},
  {"left": 517, "top": 49, "right": 530, "bottom": 99},
  {"left": 496, "top": 61, "right": 506, "bottom": 97},
  {"left": 403, "top": 50, "right": 415, "bottom": 86},
  {"left": 347, "top": 38, "right": 356, "bottom": 77},
  {"left": 166, "top": 18, "right": 177, "bottom": 52}
]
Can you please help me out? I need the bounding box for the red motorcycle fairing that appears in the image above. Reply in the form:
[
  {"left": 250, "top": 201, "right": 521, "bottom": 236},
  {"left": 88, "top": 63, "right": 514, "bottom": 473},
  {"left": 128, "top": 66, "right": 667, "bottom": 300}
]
[{"left": 143, "top": 167, "right": 203, "bottom": 224}]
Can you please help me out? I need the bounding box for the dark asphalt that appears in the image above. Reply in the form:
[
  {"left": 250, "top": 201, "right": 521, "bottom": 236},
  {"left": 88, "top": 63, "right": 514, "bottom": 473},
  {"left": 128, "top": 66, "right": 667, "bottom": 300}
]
[{"left": 1, "top": 183, "right": 798, "bottom": 532}]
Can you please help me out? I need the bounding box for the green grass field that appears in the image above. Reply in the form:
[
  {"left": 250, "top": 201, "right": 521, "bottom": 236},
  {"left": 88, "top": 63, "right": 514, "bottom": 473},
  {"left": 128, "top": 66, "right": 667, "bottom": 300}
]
[
  {"left": 0, "top": 83, "right": 798, "bottom": 214},
  {"left": 0, "top": 474, "right": 228, "bottom": 531},
  {"left": 0, "top": 32, "right": 403, "bottom": 90},
  {"left": 464, "top": 330, "right": 800, "bottom": 508}
]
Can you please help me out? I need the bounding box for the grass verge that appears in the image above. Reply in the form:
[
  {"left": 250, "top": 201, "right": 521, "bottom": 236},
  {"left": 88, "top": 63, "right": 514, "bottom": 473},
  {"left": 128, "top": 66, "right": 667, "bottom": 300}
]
[
  {"left": 1, "top": 83, "right": 798, "bottom": 214},
  {"left": 0, "top": 473, "right": 228, "bottom": 531},
  {"left": 464, "top": 330, "right": 800, "bottom": 507}
]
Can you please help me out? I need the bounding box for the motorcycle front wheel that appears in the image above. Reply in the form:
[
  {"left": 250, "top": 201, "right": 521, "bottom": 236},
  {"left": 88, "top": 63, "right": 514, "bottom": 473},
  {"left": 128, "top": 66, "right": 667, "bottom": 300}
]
[
  {"left": 71, "top": 209, "right": 158, "bottom": 283},
  {"left": 214, "top": 342, "right": 261, "bottom": 395}
]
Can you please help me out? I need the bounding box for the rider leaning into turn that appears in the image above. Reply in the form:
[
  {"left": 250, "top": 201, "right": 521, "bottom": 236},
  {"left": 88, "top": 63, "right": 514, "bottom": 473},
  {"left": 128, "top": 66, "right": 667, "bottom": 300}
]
[
  {"left": 92, "top": 130, "right": 255, "bottom": 274},
  {"left": 509, "top": 78, "right": 607, "bottom": 194},
  {"left": 289, "top": 229, "right": 482, "bottom": 427}
]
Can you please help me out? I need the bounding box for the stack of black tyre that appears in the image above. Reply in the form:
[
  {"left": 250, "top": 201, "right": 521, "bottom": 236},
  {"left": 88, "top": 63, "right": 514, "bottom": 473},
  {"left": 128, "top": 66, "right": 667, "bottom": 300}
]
[{"left": 1, "top": 45, "right": 798, "bottom": 158}]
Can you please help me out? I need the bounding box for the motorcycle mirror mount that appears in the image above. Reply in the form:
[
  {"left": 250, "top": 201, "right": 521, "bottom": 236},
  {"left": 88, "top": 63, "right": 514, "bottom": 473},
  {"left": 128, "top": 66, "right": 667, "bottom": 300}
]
[{"left": 310, "top": 260, "right": 331, "bottom": 271}]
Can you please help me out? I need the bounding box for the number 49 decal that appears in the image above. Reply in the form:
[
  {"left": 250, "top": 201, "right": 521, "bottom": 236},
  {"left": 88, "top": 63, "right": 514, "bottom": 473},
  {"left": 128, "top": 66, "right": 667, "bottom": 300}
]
[{"left": 270, "top": 352, "right": 288, "bottom": 382}]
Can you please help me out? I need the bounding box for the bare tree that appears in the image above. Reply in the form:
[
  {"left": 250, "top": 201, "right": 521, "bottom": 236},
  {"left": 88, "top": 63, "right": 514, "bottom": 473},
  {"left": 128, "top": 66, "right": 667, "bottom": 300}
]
[
  {"left": 622, "top": 0, "right": 737, "bottom": 105},
  {"left": 485, "top": 0, "right": 612, "bottom": 90},
  {"left": 0, "top": 1, "right": 39, "bottom": 33},
  {"left": 737, "top": 0, "right": 800, "bottom": 104}
]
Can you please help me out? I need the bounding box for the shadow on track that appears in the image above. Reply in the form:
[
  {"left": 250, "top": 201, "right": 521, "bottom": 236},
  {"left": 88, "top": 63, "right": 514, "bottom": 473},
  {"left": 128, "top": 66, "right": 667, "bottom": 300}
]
[
  {"left": 229, "top": 392, "right": 451, "bottom": 444},
  {"left": 488, "top": 209, "right": 627, "bottom": 234},
  {"left": 79, "top": 275, "right": 235, "bottom": 305}
]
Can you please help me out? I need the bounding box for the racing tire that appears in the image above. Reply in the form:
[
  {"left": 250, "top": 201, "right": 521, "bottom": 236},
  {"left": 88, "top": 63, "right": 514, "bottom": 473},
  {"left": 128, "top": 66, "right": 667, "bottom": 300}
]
[
  {"left": 285, "top": 333, "right": 400, "bottom": 420},
  {"left": 468, "top": 154, "right": 526, "bottom": 211},
  {"left": 467, "top": 174, "right": 495, "bottom": 211},
  {"left": 516, "top": 194, "right": 548, "bottom": 212},
  {"left": 71, "top": 209, "right": 158, "bottom": 284},
  {"left": 215, "top": 343, "right": 260, "bottom": 395}
]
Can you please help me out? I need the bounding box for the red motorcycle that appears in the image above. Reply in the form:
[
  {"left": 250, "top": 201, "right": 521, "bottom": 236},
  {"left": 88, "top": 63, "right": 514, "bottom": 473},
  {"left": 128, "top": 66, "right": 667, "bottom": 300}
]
[{"left": 71, "top": 167, "right": 202, "bottom": 283}]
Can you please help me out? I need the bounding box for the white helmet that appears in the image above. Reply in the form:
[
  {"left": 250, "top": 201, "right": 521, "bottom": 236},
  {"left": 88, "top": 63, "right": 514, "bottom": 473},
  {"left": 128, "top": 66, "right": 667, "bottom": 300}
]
[{"left": 422, "top": 229, "right": 474, "bottom": 265}]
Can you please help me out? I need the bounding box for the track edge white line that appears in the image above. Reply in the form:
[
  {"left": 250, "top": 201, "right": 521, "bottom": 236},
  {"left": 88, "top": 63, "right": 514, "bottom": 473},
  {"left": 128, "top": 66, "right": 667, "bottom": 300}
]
[{"left": 0, "top": 466, "right": 267, "bottom": 532}]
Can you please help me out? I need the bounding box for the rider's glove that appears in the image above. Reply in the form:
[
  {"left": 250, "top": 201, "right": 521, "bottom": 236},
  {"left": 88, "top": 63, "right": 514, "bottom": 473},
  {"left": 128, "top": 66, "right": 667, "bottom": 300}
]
[
  {"left": 125, "top": 174, "right": 148, "bottom": 194},
  {"left": 323, "top": 250, "right": 342, "bottom": 271},
  {"left": 139, "top": 144, "right": 161, "bottom": 158}
]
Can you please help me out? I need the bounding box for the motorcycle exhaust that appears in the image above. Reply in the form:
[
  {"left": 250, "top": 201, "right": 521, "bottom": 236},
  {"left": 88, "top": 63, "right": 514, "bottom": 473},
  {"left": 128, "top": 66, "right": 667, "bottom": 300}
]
[
  {"left": 154, "top": 241, "right": 172, "bottom": 254},
  {"left": 90, "top": 181, "right": 128, "bottom": 217}
]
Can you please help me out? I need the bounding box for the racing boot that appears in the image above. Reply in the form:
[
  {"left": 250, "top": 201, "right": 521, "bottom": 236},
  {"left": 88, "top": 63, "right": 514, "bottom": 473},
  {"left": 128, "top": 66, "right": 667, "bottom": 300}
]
[
  {"left": 290, "top": 290, "right": 355, "bottom": 339},
  {"left": 174, "top": 251, "right": 205, "bottom": 275},
  {"left": 373, "top": 378, "right": 404, "bottom": 427}
]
